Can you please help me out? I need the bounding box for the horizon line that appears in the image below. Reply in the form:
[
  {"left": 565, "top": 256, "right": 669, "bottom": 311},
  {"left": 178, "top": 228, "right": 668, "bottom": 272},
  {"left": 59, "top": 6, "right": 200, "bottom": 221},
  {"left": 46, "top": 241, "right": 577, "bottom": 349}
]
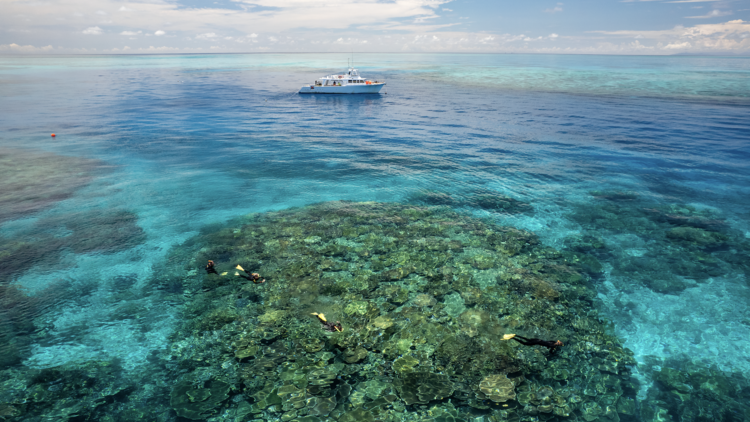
[{"left": 1, "top": 51, "right": 749, "bottom": 58}]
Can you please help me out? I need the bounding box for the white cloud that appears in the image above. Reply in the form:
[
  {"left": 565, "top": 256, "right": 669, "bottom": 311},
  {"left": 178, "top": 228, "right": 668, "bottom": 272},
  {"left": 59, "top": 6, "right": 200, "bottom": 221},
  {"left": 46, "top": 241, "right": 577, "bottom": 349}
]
[
  {"left": 141, "top": 46, "right": 181, "bottom": 52},
  {"left": 592, "top": 19, "right": 750, "bottom": 52},
  {"left": 82, "top": 26, "right": 102, "bottom": 35},
  {"left": 95, "top": 10, "right": 107, "bottom": 15},
  {"left": 2, "top": 0, "right": 748, "bottom": 55},
  {"left": 686, "top": 9, "right": 732, "bottom": 19},
  {"left": 663, "top": 41, "right": 692, "bottom": 49},
  {"left": 0, "top": 43, "right": 54, "bottom": 53}
]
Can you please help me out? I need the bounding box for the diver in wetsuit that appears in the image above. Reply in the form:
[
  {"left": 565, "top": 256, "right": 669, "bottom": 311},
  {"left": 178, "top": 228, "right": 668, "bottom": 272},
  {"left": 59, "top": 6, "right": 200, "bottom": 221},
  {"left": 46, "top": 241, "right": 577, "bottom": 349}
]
[
  {"left": 205, "top": 260, "right": 218, "bottom": 274},
  {"left": 511, "top": 335, "right": 564, "bottom": 353},
  {"left": 235, "top": 264, "right": 266, "bottom": 283}
]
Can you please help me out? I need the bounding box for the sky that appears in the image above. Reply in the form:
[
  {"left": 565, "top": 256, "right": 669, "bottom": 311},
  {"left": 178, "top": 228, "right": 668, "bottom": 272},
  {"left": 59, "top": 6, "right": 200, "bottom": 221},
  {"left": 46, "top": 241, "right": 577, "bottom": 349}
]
[{"left": 1, "top": 0, "right": 749, "bottom": 55}]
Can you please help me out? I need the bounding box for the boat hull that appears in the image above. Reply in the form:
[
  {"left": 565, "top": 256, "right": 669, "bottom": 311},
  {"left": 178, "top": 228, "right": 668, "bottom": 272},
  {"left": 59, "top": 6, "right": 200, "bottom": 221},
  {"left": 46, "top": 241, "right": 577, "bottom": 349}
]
[{"left": 299, "top": 83, "right": 385, "bottom": 94}]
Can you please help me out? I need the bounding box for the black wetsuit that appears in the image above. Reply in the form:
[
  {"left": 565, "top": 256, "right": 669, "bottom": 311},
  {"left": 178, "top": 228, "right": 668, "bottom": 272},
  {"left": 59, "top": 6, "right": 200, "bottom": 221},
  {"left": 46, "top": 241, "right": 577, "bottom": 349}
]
[
  {"left": 238, "top": 273, "right": 256, "bottom": 282},
  {"left": 236, "top": 267, "right": 264, "bottom": 283},
  {"left": 205, "top": 262, "right": 218, "bottom": 274},
  {"left": 512, "top": 335, "right": 561, "bottom": 353}
]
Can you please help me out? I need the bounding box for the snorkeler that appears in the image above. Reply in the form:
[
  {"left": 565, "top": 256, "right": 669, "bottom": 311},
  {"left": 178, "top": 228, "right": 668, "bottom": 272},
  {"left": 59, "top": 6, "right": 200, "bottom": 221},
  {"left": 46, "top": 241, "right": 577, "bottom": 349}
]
[
  {"left": 205, "top": 260, "right": 218, "bottom": 274},
  {"left": 505, "top": 334, "right": 563, "bottom": 353},
  {"left": 235, "top": 265, "right": 266, "bottom": 284},
  {"left": 311, "top": 313, "right": 343, "bottom": 332}
]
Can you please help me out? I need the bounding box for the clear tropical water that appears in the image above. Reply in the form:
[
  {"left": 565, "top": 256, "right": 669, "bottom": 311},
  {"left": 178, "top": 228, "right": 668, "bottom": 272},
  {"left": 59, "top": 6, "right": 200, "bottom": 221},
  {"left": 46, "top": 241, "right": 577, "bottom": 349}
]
[{"left": 1, "top": 53, "right": 750, "bottom": 421}]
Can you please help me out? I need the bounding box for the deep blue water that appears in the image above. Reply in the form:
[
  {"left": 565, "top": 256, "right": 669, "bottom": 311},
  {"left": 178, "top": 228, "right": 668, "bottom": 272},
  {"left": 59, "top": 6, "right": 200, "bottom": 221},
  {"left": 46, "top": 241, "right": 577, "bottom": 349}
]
[{"left": 1, "top": 53, "right": 750, "bottom": 419}]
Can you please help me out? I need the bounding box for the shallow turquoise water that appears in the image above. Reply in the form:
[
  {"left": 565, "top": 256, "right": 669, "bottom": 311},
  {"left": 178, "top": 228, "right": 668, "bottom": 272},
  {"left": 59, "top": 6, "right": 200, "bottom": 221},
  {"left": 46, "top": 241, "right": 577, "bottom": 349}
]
[{"left": 1, "top": 53, "right": 750, "bottom": 420}]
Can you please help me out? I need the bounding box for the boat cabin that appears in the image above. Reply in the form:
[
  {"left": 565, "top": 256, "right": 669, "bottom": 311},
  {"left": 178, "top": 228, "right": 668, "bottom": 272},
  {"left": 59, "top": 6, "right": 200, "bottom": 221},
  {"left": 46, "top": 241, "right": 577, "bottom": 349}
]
[{"left": 313, "top": 68, "right": 376, "bottom": 87}]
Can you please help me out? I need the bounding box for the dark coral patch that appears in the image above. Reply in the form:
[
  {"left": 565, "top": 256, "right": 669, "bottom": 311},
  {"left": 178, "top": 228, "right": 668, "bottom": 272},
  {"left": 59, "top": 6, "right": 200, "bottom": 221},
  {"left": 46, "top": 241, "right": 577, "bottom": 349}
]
[{"left": 0, "top": 148, "right": 107, "bottom": 223}]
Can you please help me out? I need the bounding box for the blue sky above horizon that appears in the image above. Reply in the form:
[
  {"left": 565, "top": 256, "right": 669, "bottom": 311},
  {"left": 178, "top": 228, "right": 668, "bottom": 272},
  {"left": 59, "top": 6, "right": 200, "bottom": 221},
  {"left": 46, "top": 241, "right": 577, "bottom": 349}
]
[{"left": 2, "top": 0, "right": 749, "bottom": 54}]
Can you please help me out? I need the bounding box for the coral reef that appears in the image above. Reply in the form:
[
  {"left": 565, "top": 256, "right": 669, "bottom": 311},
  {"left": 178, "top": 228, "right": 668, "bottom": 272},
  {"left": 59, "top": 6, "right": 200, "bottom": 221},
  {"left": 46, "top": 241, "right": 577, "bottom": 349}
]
[
  {"left": 568, "top": 196, "right": 750, "bottom": 293},
  {"left": 408, "top": 189, "right": 532, "bottom": 214},
  {"left": 639, "top": 357, "right": 750, "bottom": 422},
  {"left": 144, "top": 201, "right": 637, "bottom": 422},
  {"left": 0, "top": 148, "right": 105, "bottom": 223},
  {"left": 477, "top": 374, "right": 516, "bottom": 403},
  {"left": 1, "top": 200, "right": 654, "bottom": 421},
  {"left": 0, "top": 282, "right": 74, "bottom": 368},
  {"left": 0, "top": 359, "right": 169, "bottom": 421},
  {"left": 0, "top": 209, "right": 146, "bottom": 282}
]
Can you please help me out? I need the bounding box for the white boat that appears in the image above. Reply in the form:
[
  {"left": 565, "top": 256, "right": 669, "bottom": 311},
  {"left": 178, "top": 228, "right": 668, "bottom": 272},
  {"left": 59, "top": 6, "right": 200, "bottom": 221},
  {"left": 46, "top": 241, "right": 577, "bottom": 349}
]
[{"left": 299, "top": 67, "right": 385, "bottom": 94}]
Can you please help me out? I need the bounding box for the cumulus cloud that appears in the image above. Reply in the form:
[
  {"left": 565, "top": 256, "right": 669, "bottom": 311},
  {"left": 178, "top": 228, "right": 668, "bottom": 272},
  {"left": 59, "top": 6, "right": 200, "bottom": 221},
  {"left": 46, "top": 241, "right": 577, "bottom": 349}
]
[
  {"left": 592, "top": 19, "right": 750, "bottom": 52},
  {"left": 82, "top": 26, "right": 102, "bottom": 35},
  {"left": 2, "top": 0, "right": 749, "bottom": 55},
  {"left": 686, "top": 9, "right": 732, "bottom": 19},
  {"left": 663, "top": 41, "right": 692, "bottom": 49}
]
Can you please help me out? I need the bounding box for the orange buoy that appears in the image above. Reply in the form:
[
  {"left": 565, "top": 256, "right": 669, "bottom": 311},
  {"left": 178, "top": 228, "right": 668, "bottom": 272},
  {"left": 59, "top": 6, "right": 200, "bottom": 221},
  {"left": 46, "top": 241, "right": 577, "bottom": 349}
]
[{"left": 51, "top": 133, "right": 56, "bottom": 137}]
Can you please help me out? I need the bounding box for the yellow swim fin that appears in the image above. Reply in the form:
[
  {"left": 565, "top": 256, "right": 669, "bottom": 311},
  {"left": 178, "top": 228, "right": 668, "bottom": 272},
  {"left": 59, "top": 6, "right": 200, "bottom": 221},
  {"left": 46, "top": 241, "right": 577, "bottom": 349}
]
[{"left": 311, "top": 312, "right": 327, "bottom": 322}]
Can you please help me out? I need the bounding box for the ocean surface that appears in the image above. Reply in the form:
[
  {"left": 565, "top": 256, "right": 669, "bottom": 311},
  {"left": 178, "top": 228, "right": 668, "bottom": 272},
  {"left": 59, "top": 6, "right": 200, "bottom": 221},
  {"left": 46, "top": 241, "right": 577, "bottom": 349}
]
[{"left": 1, "top": 53, "right": 750, "bottom": 421}]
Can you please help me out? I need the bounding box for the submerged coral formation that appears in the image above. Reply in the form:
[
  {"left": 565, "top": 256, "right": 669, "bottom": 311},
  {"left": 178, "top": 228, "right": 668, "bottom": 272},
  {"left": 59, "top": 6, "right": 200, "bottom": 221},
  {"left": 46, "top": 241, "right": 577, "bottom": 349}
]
[
  {"left": 3, "top": 200, "right": 747, "bottom": 421},
  {"left": 0, "top": 359, "right": 171, "bottom": 421},
  {"left": 0, "top": 148, "right": 105, "bottom": 223},
  {"left": 638, "top": 357, "right": 750, "bottom": 422},
  {"left": 150, "top": 201, "right": 637, "bottom": 421},
  {"left": 408, "top": 189, "right": 532, "bottom": 214},
  {"left": 568, "top": 196, "right": 750, "bottom": 294},
  {"left": 0, "top": 209, "right": 146, "bottom": 283}
]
